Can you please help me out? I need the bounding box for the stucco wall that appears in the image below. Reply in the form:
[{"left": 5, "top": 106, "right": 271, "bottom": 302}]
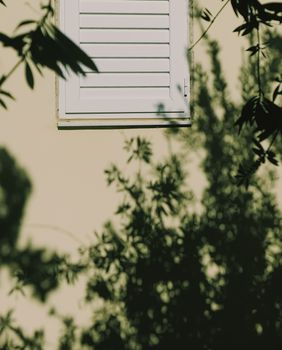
[
  {"left": 1, "top": 0, "right": 281, "bottom": 267},
  {"left": 1, "top": 0, "right": 281, "bottom": 347},
  {"left": 0, "top": 0, "right": 244, "bottom": 252},
  {"left": 1, "top": 1, "right": 182, "bottom": 252},
  {"left": 0, "top": 3, "right": 180, "bottom": 343}
]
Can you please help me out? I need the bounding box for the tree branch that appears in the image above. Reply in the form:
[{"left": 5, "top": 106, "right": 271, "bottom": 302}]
[{"left": 189, "top": 0, "right": 231, "bottom": 51}]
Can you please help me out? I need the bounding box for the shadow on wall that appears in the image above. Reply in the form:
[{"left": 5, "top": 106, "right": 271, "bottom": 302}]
[
  {"left": 75, "top": 37, "right": 282, "bottom": 350},
  {"left": 0, "top": 147, "right": 66, "bottom": 303},
  {"left": 0, "top": 31, "right": 282, "bottom": 350}
]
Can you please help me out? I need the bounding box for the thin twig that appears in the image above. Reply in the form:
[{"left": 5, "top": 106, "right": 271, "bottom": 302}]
[
  {"left": 24, "top": 223, "right": 86, "bottom": 245},
  {"left": 0, "top": 59, "right": 24, "bottom": 87},
  {"left": 0, "top": 0, "right": 54, "bottom": 89},
  {"left": 266, "top": 129, "right": 279, "bottom": 153},
  {"left": 189, "top": 0, "right": 231, "bottom": 51},
  {"left": 256, "top": 21, "right": 262, "bottom": 98}
]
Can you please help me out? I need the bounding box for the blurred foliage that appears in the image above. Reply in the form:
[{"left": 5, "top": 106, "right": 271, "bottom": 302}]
[
  {"left": 0, "top": 0, "right": 97, "bottom": 108},
  {"left": 0, "top": 0, "right": 280, "bottom": 180},
  {"left": 0, "top": 1, "right": 281, "bottom": 349},
  {"left": 51, "top": 32, "right": 281, "bottom": 349},
  {"left": 0, "top": 148, "right": 76, "bottom": 348},
  {"left": 0, "top": 148, "right": 31, "bottom": 253},
  {"left": 0, "top": 309, "right": 45, "bottom": 350},
  {"left": 195, "top": 0, "right": 282, "bottom": 182}
]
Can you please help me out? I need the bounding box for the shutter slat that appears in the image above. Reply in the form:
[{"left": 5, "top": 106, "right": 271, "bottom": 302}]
[
  {"left": 85, "top": 58, "right": 169, "bottom": 73},
  {"left": 81, "top": 73, "right": 169, "bottom": 87},
  {"left": 81, "top": 44, "right": 170, "bottom": 58},
  {"left": 80, "top": 14, "right": 169, "bottom": 29},
  {"left": 80, "top": 29, "right": 169, "bottom": 43},
  {"left": 80, "top": 1, "right": 169, "bottom": 14},
  {"left": 59, "top": 0, "right": 190, "bottom": 126},
  {"left": 81, "top": 87, "right": 169, "bottom": 99},
  {"left": 66, "top": 98, "right": 184, "bottom": 114}
]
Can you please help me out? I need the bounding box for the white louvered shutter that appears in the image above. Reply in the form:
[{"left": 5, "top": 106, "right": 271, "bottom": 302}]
[{"left": 58, "top": 0, "right": 190, "bottom": 128}]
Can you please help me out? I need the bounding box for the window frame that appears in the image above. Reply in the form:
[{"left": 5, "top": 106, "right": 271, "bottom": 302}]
[{"left": 57, "top": 0, "right": 191, "bottom": 129}]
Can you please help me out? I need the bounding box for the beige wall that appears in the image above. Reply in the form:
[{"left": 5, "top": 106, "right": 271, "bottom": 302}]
[
  {"left": 0, "top": 2, "right": 177, "bottom": 343},
  {"left": 0, "top": 1, "right": 169, "bottom": 249},
  {"left": 0, "top": 0, "right": 207, "bottom": 252},
  {"left": 1, "top": 68, "right": 182, "bottom": 249},
  {"left": 0, "top": 0, "right": 280, "bottom": 274},
  {"left": 0, "top": 0, "right": 281, "bottom": 347}
]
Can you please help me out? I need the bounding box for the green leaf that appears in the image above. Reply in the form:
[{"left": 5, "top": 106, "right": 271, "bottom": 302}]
[
  {"left": 263, "top": 2, "right": 282, "bottom": 13},
  {"left": 262, "top": 2, "right": 282, "bottom": 21},
  {"left": 252, "top": 138, "right": 264, "bottom": 152},
  {"left": 201, "top": 9, "right": 212, "bottom": 22},
  {"left": 15, "top": 20, "right": 36, "bottom": 31},
  {"left": 266, "top": 150, "right": 279, "bottom": 166},
  {"left": 246, "top": 44, "right": 259, "bottom": 56},
  {"left": 235, "top": 96, "right": 259, "bottom": 133},
  {"left": 272, "top": 84, "right": 281, "bottom": 102},
  {"left": 201, "top": 13, "right": 211, "bottom": 22},
  {"left": 231, "top": 0, "right": 251, "bottom": 20},
  {"left": 236, "top": 96, "right": 282, "bottom": 138},
  {"left": 25, "top": 62, "right": 34, "bottom": 89},
  {"left": 231, "top": 0, "right": 240, "bottom": 17},
  {"left": 48, "top": 23, "right": 98, "bottom": 73},
  {"left": 0, "top": 32, "right": 12, "bottom": 46},
  {"left": 32, "top": 61, "right": 43, "bottom": 76},
  {"left": 0, "top": 98, "right": 7, "bottom": 109},
  {"left": 0, "top": 89, "right": 14, "bottom": 100},
  {"left": 252, "top": 147, "right": 263, "bottom": 157}
]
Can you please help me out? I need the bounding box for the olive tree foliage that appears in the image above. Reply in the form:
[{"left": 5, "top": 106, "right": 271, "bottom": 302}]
[
  {"left": 0, "top": 0, "right": 97, "bottom": 107},
  {"left": 193, "top": 0, "right": 282, "bottom": 183},
  {"left": 1, "top": 26, "right": 280, "bottom": 350},
  {"left": 0, "top": 146, "right": 84, "bottom": 349},
  {"left": 54, "top": 34, "right": 281, "bottom": 349},
  {"left": 0, "top": 1, "right": 281, "bottom": 349},
  {"left": 0, "top": 0, "right": 281, "bottom": 182},
  {"left": 0, "top": 2, "right": 96, "bottom": 347}
]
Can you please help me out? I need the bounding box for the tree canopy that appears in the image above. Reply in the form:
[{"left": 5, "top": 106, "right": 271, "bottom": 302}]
[
  {"left": 0, "top": 0, "right": 281, "bottom": 180},
  {"left": 0, "top": 1, "right": 281, "bottom": 348},
  {"left": 192, "top": 0, "right": 282, "bottom": 182}
]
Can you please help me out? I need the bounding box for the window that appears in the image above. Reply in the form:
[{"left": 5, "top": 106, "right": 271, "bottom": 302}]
[{"left": 58, "top": 0, "right": 190, "bottom": 128}]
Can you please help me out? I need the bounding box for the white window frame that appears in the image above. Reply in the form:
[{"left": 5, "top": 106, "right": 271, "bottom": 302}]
[{"left": 58, "top": 0, "right": 190, "bottom": 128}]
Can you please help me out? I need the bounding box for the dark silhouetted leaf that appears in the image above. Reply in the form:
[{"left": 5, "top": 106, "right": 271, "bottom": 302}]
[
  {"left": 246, "top": 44, "right": 259, "bottom": 56},
  {"left": 0, "top": 89, "right": 14, "bottom": 100},
  {"left": 236, "top": 96, "right": 282, "bottom": 139},
  {"left": 266, "top": 150, "right": 279, "bottom": 166},
  {"left": 272, "top": 84, "right": 282, "bottom": 102},
  {"left": 15, "top": 20, "right": 36, "bottom": 31},
  {"left": 201, "top": 8, "right": 213, "bottom": 22},
  {"left": 0, "top": 98, "right": 7, "bottom": 109},
  {"left": 235, "top": 96, "right": 259, "bottom": 133},
  {"left": 25, "top": 62, "right": 34, "bottom": 89},
  {"left": 0, "top": 32, "right": 12, "bottom": 46}
]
